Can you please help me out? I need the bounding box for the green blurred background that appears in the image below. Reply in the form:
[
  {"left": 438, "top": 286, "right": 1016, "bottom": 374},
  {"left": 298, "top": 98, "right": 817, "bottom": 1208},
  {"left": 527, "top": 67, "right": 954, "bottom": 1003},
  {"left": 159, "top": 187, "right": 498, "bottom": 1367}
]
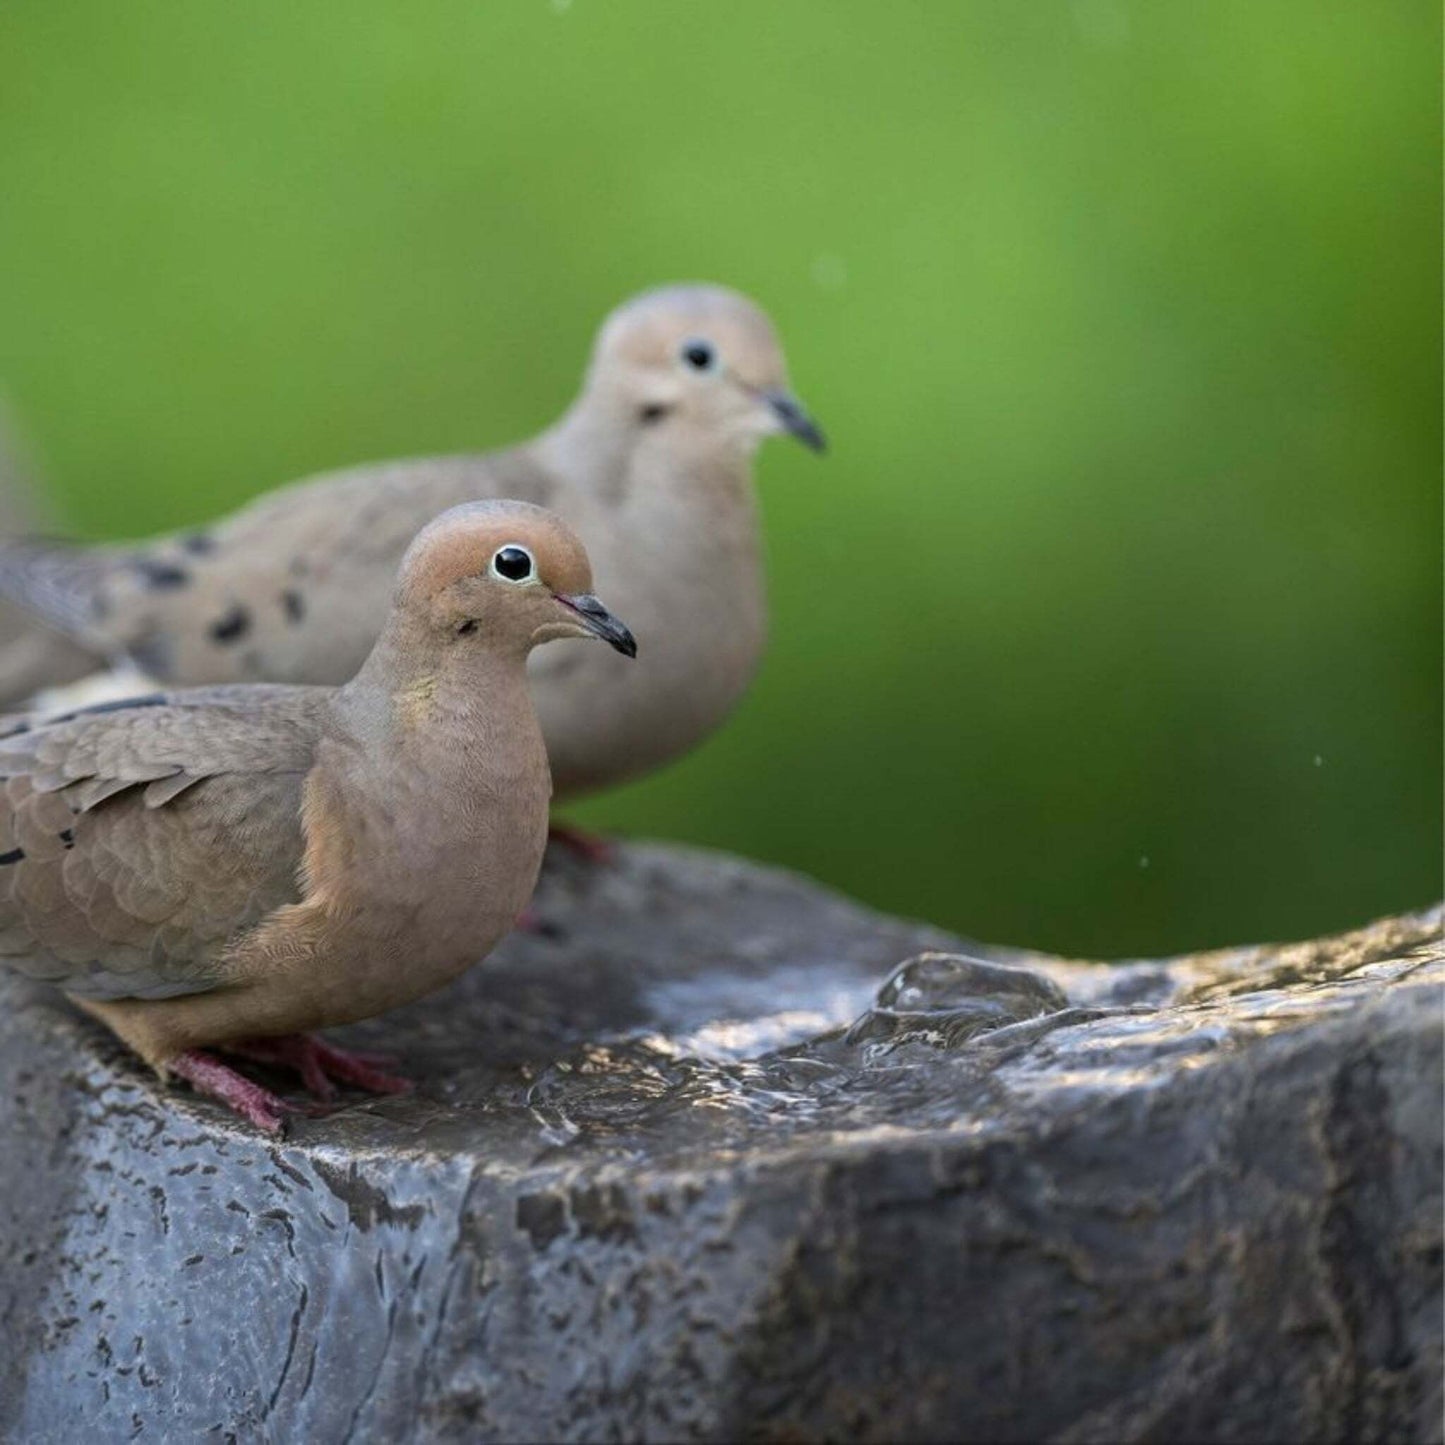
[{"left": 0, "top": 1, "right": 1438, "bottom": 957}]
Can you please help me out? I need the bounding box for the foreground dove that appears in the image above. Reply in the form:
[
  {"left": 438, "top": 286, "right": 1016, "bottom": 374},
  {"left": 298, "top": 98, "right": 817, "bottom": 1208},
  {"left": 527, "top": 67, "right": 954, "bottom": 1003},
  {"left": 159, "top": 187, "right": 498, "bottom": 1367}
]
[
  {"left": 0, "top": 284, "right": 822, "bottom": 800},
  {"left": 0, "top": 500, "right": 636, "bottom": 1132}
]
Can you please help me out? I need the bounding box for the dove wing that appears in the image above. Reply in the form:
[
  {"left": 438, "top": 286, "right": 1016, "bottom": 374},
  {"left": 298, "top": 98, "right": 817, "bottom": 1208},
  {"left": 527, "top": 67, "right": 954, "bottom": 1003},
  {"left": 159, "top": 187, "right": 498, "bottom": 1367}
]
[{"left": 0, "top": 686, "right": 329, "bottom": 1000}]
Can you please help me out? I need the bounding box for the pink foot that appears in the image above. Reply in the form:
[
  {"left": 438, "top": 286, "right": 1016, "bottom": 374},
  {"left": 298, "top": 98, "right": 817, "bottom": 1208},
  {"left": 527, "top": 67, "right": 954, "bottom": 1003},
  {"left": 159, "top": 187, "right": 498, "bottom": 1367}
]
[
  {"left": 548, "top": 820, "right": 616, "bottom": 865},
  {"left": 226, "top": 1033, "right": 412, "bottom": 1102},
  {"left": 169, "top": 1050, "right": 293, "bottom": 1134}
]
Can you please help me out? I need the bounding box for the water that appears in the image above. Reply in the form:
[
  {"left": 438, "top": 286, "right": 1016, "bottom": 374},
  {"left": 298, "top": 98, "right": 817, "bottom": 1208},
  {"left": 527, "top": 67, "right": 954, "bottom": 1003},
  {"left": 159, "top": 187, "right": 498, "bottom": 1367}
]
[{"left": 518, "top": 951, "right": 1074, "bottom": 1154}]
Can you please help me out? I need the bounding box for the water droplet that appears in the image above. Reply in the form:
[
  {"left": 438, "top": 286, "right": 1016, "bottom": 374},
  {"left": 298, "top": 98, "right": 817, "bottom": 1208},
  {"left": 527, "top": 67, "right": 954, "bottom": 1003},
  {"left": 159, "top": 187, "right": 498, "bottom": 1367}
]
[
  {"left": 1313, "top": 755, "right": 1324, "bottom": 768},
  {"left": 844, "top": 953, "right": 1068, "bottom": 1058},
  {"left": 1139, "top": 855, "right": 1150, "bottom": 869}
]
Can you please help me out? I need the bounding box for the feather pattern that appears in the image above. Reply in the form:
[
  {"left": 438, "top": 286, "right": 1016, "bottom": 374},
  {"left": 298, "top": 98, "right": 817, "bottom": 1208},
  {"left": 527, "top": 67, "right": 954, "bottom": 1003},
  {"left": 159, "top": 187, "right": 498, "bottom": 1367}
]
[{"left": 0, "top": 687, "right": 326, "bottom": 1000}]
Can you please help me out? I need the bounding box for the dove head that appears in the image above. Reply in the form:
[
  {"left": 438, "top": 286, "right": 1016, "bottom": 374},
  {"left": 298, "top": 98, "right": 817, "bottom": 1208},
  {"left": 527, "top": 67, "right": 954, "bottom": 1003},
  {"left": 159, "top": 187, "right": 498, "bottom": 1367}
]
[
  {"left": 579, "top": 284, "right": 825, "bottom": 458},
  {"left": 394, "top": 501, "right": 636, "bottom": 659}
]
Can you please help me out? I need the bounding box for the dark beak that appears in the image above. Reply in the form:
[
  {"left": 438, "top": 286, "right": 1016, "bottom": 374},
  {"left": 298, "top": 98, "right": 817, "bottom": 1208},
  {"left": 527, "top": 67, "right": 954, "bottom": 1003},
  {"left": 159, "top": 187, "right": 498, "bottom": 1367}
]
[
  {"left": 557, "top": 593, "right": 638, "bottom": 657},
  {"left": 764, "top": 390, "right": 827, "bottom": 453}
]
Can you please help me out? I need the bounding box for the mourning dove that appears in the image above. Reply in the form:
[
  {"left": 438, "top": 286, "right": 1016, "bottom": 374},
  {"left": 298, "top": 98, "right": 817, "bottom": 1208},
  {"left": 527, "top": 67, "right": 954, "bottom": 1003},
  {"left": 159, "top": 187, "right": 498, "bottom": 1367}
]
[
  {"left": 0, "top": 500, "right": 636, "bottom": 1132},
  {"left": 0, "top": 284, "right": 822, "bottom": 802}
]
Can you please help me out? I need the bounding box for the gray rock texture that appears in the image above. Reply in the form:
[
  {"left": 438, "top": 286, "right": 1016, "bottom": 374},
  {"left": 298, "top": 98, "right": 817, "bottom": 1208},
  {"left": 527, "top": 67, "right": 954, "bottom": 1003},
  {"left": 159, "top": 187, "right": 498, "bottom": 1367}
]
[{"left": 0, "top": 842, "right": 1439, "bottom": 1443}]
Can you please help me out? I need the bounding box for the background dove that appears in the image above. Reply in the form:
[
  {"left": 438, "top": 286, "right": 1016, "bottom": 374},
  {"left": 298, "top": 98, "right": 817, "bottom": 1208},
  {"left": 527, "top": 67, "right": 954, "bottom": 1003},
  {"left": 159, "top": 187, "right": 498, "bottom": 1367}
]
[
  {"left": 0, "top": 284, "right": 821, "bottom": 800},
  {"left": 0, "top": 500, "right": 635, "bottom": 1131}
]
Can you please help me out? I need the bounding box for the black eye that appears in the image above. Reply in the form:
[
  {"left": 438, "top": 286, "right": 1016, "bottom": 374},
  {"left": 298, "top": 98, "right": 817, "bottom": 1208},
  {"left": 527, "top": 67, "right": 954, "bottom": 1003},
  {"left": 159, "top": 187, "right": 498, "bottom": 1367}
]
[
  {"left": 680, "top": 338, "right": 718, "bottom": 372},
  {"left": 491, "top": 545, "right": 534, "bottom": 583}
]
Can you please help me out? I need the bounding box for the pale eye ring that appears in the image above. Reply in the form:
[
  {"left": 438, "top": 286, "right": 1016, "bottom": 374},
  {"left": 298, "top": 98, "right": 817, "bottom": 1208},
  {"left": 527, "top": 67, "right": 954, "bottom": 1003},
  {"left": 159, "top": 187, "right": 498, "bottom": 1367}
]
[
  {"left": 490, "top": 544, "right": 535, "bottom": 583},
  {"left": 679, "top": 337, "right": 719, "bottom": 373}
]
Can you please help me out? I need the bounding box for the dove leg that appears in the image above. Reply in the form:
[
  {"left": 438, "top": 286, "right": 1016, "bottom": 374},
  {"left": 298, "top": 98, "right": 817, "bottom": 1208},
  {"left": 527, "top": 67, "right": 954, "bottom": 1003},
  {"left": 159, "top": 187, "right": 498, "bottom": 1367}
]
[
  {"left": 168, "top": 1050, "right": 292, "bottom": 1135},
  {"left": 226, "top": 1033, "right": 412, "bottom": 1101},
  {"left": 548, "top": 820, "right": 616, "bottom": 865}
]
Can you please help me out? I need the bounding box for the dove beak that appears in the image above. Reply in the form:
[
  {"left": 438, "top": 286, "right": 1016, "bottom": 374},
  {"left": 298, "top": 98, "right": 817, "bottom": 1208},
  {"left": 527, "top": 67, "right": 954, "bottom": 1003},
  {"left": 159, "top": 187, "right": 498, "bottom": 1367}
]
[
  {"left": 556, "top": 593, "right": 638, "bottom": 657},
  {"left": 763, "top": 390, "right": 827, "bottom": 453}
]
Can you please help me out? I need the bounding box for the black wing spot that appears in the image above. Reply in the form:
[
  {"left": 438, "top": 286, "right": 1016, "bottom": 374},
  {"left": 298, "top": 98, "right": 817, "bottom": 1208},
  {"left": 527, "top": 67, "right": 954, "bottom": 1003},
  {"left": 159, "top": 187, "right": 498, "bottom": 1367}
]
[
  {"left": 639, "top": 404, "right": 671, "bottom": 425},
  {"left": 0, "top": 848, "right": 24, "bottom": 866},
  {"left": 208, "top": 607, "right": 251, "bottom": 645},
  {"left": 181, "top": 532, "right": 216, "bottom": 555},
  {"left": 47, "top": 694, "right": 167, "bottom": 723},
  {"left": 281, "top": 589, "right": 305, "bottom": 623},
  {"left": 133, "top": 559, "right": 190, "bottom": 590},
  {"left": 59, "top": 828, "right": 74, "bottom": 848}
]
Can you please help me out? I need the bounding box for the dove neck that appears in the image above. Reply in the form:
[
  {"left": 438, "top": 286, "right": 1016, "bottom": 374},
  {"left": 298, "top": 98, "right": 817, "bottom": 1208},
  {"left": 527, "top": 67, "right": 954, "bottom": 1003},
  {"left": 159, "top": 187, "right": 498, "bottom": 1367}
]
[
  {"left": 332, "top": 619, "right": 539, "bottom": 760},
  {"left": 540, "top": 402, "right": 631, "bottom": 487},
  {"left": 541, "top": 396, "right": 753, "bottom": 502}
]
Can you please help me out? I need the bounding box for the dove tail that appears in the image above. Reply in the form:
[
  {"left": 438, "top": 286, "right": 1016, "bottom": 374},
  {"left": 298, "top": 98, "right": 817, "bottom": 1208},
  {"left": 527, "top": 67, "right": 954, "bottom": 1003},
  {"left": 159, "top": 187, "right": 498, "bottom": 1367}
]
[{"left": 0, "top": 535, "right": 116, "bottom": 637}]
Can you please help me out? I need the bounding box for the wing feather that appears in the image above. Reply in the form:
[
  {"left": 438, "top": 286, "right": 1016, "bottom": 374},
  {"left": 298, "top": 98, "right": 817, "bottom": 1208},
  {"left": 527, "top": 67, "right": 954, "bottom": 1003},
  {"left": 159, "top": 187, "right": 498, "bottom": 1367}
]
[{"left": 0, "top": 687, "right": 327, "bottom": 999}]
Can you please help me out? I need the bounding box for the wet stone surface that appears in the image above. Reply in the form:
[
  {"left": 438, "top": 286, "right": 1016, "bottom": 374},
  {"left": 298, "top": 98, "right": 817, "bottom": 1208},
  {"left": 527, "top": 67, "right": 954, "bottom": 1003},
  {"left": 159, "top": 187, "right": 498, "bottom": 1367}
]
[{"left": 0, "top": 842, "right": 1439, "bottom": 1443}]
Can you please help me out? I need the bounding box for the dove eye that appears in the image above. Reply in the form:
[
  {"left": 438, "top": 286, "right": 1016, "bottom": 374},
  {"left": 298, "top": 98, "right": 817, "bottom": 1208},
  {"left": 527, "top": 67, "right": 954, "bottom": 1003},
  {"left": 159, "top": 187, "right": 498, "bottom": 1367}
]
[
  {"left": 679, "top": 338, "right": 719, "bottom": 373},
  {"left": 490, "top": 545, "right": 535, "bottom": 583}
]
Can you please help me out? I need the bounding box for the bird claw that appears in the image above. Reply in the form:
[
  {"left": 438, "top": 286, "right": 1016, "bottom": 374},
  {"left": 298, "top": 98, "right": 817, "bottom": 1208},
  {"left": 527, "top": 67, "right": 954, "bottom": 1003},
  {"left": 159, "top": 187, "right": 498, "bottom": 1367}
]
[
  {"left": 301, "top": 1035, "right": 412, "bottom": 1096},
  {"left": 226, "top": 1033, "right": 413, "bottom": 1103},
  {"left": 168, "top": 1050, "right": 293, "bottom": 1135},
  {"left": 327, "top": 1044, "right": 401, "bottom": 1069}
]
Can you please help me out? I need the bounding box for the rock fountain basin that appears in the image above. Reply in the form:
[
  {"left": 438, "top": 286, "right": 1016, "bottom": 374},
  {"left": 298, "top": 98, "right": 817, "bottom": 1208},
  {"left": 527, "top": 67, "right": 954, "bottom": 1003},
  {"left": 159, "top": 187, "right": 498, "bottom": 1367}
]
[{"left": 0, "top": 843, "right": 1438, "bottom": 1442}]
